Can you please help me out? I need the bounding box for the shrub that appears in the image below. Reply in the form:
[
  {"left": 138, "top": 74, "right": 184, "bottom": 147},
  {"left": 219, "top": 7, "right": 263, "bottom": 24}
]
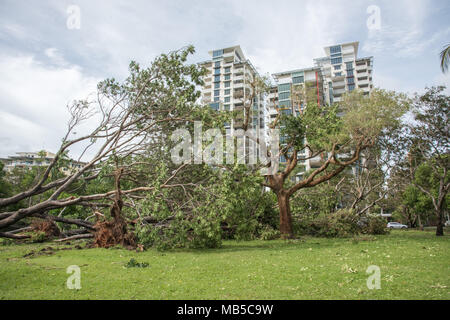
[
  {"left": 29, "top": 231, "right": 47, "bottom": 243},
  {"left": 362, "top": 215, "right": 390, "bottom": 235},
  {"left": 294, "top": 209, "right": 360, "bottom": 238},
  {"left": 259, "top": 225, "right": 281, "bottom": 240},
  {"left": 124, "top": 258, "right": 149, "bottom": 268}
]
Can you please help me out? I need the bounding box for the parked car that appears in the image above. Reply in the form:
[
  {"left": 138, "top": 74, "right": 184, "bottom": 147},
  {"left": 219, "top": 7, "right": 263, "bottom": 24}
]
[{"left": 387, "top": 222, "right": 408, "bottom": 229}]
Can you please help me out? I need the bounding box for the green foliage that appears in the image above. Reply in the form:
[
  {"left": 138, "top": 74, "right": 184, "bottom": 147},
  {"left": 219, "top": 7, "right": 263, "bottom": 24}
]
[
  {"left": 361, "top": 215, "right": 390, "bottom": 235},
  {"left": 28, "top": 231, "right": 47, "bottom": 243},
  {"left": 0, "top": 238, "right": 14, "bottom": 246},
  {"left": 258, "top": 225, "right": 281, "bottom": 240},
  {"left": 135, "top": 165, "right": 278, "bottom": 250},
  {"left": 124, "top": 258, "right": 149, "bottom": 268},
  {"left": 294, "top": 209, "right": 361, "bottom": 238},
  {"left": 0, "top": 162, "right": 12, "bottom": 199},
  {"left": 290, "top": 183, "right": 340, "bottom": 216}
]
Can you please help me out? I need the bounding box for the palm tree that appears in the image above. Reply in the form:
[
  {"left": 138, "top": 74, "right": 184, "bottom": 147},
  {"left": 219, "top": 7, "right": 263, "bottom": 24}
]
[{"left": 440, "top": 43, "right": 450, "bottom": 73}]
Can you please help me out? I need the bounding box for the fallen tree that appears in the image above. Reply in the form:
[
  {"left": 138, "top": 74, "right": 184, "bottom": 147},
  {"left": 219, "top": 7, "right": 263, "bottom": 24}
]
[{"left": 0, "top": 46, "right": 221, "bottom": 246}]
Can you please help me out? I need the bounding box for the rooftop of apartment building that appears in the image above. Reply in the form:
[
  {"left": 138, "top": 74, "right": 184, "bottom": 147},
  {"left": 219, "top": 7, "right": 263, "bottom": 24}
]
[
  {"left": 199, "top": 45, "right": 260, "bottom": 77},
  {"left": 272, "top": 66, "right": 322, "bottom": 79}
]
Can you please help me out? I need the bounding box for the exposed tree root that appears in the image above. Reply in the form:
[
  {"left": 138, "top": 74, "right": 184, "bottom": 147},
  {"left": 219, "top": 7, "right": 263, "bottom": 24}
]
[
  {"left": 92, "top": 168, "right": 136, "bottom": 249},
  {"left": 31, "top": 218, "right": 60, "bottom": 238}
]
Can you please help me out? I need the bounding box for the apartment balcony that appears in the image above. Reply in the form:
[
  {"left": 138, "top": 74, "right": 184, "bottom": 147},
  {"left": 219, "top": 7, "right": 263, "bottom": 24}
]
[
  {"left": 357, "top": 78, "right": 369, "bottom": 86},
  {"left": 342, "top": 47, "right": 355, "bottom": 55},
  {"left": 233, "top": 81, "right": 245, "bottom": 89},
  {"left": 356, "top": 64, "right": 367, "bottom": 72},
  {"left": 333, "top": 88, "right": 346, "bottom": 95},
  {"left": 332, "top": 80, "right": 345, "bottom": 89},
  {"left": 308, "top": 155, "right": 323, "bottom": 168},
  {"left": 343, "top": 56, "right": 354, "bottom": 63}
]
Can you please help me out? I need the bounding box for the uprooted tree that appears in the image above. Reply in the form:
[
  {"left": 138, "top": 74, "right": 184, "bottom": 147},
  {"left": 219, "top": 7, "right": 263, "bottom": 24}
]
[{"left": 0, "top": 46, "right": 226, "bottom": 246}]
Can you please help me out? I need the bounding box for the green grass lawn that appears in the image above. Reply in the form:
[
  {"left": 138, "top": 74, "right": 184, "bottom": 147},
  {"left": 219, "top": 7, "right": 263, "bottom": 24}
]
[{"left": 0, "top": 229, "right": 449, "bottom": 300}]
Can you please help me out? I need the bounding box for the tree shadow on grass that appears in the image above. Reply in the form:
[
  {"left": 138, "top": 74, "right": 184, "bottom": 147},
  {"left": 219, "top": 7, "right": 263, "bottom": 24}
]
[{"left": 179, "top": 237, "right": 352, "bottom": 255}]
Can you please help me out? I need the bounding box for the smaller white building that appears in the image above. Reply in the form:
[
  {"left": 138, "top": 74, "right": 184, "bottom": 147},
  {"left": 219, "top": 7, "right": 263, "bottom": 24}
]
[{"left": 0, "top": 150, "right": 85, "bottom": 174}]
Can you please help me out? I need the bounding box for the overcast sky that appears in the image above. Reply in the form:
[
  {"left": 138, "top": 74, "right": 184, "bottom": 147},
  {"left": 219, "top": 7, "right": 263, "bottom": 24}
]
[{"left": 0, "top": 0, "right": 449, "bottom": 159}]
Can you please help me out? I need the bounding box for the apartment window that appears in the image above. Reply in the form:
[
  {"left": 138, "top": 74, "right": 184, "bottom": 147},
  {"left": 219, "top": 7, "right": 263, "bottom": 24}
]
[
  {"left": 225, "top": 81, "right": 231, "bottom": 88},
  {"left": 214, "top": 89, "right": 220, "bottom": 96},
  {"left": 214, "top": 68, "right": 220, "bottom": 75},
  {"left": 213, "top": 50, "right": 223, "bottom": 58},
  {"left": 335, "top": 72, "right": 342, "bottom": 76},
  {"left": 210, "top": 102, "right": 220, "bottom": 110},
  {"left": 347, "top": 77, "right": 355, "bottom": 85},
  {"left": 224, "top": 74, "right": 231, "bottom": 80},
  {"left": 214, "top": 75, "right": 220, "bottom": 82},
  {"left": 330, "top": 53, "right": 342, "bottom": 59},
  {"left": 279, "top": 92, "right": 290, "bottom": 100},
  {"left": 224, "top": 89, "right": 230, "bottom": 95},
  {"left": 346, "top": 62, "right": 353, "bottom": 70},
  {"left": 281, "top": 109, "right": 292, "bottom": 115},
  {"left": 331, "top": 57, "right": 342, "bottom": 65},
  {"left": 292, "top": 76, "right": 304, "bottom": 84},
  {"left": 224, "top": 97, "right": 230, "bottom": 103},
  {"left": 215, "top": 61, "right": 221, "bottom": 67},
  {"left": 334, "top": 65, "right": 341, "bottom": 70},
  {"left": 279, "top": 100, "right": 291, "bottom": 108},
  {"left": 214, "top": 97, "right": 219, "bottom": 102},
  {"left": 330, "top": 45, "right": 341, "bottom": 54},
  {"left": 278, "top": 83, "right": 291, "bottom": 92},
  {"left": 224, "top": 104, "right": 230, "bottom": 111},
  {"left": 347, "top": 70, "right": 354, "bottom": 77},
  {"left": 225, "top": 67, "right": 231, "bottom": 73},
  {"left": 348, "top": 84, "right": 355, "bottom": 91},
  {"left": 214, "top": 82, "right": 220, "bottom": 89}
]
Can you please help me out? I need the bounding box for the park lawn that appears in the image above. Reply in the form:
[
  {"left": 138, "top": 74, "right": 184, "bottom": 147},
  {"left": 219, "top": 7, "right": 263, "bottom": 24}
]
[{"left": 0, "top": 230, "right": 449, "bottom": 300}]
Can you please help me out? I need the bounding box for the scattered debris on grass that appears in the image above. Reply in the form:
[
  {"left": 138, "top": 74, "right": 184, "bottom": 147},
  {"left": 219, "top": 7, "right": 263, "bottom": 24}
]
[
  {"left": 431, "top": 283, "right": 447, "bottom": 289},
  {"left": 124, "top": 258, "right": 149, "bottom": 268},
  {"left": 341, "top": 264, "right": 358, "bottom": 273}
]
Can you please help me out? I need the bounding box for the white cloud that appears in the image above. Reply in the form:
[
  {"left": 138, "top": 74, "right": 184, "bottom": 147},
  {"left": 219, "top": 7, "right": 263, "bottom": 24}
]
[{"left": 0, "top": 53, "right": 100, "bottom": 158}]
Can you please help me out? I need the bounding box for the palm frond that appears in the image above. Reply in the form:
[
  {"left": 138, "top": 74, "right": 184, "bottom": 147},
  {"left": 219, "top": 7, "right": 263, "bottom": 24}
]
[{"left": 440, "top": 43, "right": 450, "bottom": 73}]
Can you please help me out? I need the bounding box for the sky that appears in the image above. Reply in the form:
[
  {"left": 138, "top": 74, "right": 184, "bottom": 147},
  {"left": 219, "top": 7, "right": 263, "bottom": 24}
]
[{"left": 0, "top": 0, "right": 449, "bottom": 159}]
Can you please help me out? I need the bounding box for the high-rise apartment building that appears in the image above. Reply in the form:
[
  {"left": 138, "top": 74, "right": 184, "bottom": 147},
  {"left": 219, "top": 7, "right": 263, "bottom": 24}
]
[
  {"left": 268, "top": 67, "right": 325, "bottom": 122},
  {"left": 314, "top": 41, "right": 373, "bottom": 104},
  {"left": 199, "top": 45, "right": 266, "bottom": 135},
  {"left": 198, "top": 41, "right": 373, "bottom": 171},
  {"left": 267, "top": 41, "right": 374, "bottom": 177}
]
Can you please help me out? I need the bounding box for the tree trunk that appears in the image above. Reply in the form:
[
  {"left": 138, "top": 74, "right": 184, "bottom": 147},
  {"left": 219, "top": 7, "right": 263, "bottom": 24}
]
[
  {"left": 277, "top": 191, "right": 294, "bottom": 238},
  {"left": 418, "top": 214, "right": 424, "bottom": 231},
  {"left": 436, "top": 209, "right": 444, "bottom": 236}
]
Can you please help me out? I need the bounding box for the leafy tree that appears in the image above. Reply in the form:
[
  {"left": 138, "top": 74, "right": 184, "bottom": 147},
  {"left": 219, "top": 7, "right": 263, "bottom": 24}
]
[
  {"left": 260, "top": 89, "right": 409, "bottom": 238},
  {"left": 402, "top": 86, "right": 449, "bottom": 236}
]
